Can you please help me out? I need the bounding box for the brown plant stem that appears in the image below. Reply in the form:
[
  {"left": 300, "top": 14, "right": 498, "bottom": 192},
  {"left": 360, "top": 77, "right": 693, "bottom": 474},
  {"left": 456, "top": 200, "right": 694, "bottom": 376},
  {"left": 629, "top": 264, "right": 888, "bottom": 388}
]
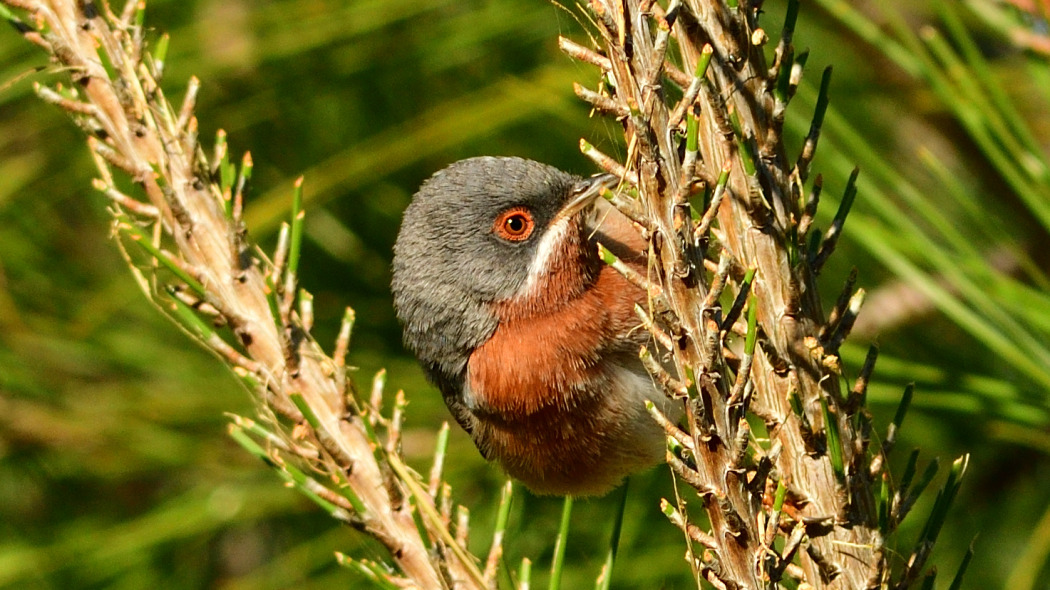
[
  {"left": 2, "top": 1, "right": 485, "bottom": 588},
  {"left": 570, "top": 0, "right": 883, "bottom": 587}
]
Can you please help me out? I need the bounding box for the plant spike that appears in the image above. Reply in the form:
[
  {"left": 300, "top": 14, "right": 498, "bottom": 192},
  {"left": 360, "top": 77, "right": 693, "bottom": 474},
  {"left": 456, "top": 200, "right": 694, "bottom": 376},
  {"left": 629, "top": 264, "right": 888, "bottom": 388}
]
[
  {"left": 812, "top": 167, "right": 860, "bottom": 274},
  {"left": 884, "top": 383, "right": 914, "bottom": 457},
  {"left": 947, "top": 537, "right": 976, "bottom": 590},
  {"left": 796, "top": 66, "right": 833, "bottom": 184}
]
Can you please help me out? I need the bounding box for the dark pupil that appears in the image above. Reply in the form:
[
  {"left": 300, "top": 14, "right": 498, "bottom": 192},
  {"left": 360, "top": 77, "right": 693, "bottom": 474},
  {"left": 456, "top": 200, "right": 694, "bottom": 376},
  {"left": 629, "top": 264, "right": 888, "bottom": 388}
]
[{"left": 506, "top": 215, "right": 525, "bottom": 233}]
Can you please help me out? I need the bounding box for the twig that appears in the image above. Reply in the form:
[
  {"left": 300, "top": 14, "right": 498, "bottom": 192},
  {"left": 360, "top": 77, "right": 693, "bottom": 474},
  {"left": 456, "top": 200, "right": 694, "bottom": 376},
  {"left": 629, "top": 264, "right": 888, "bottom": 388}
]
[{"left": 3, "top": 2, "right": 486, "bottom": 587}]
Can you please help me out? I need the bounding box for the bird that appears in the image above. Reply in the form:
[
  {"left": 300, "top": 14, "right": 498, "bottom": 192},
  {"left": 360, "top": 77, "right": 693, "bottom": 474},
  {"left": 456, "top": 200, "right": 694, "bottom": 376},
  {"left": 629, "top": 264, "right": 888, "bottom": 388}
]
[{"left": 391, "top": 156, "right": 679, "bottom": 496}]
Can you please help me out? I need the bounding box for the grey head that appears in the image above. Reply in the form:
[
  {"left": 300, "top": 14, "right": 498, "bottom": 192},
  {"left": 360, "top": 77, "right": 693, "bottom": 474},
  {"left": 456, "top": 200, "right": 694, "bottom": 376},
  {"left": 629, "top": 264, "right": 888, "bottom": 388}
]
[{"left": 391, "top": 157, "right": 595, "bottom": 428}]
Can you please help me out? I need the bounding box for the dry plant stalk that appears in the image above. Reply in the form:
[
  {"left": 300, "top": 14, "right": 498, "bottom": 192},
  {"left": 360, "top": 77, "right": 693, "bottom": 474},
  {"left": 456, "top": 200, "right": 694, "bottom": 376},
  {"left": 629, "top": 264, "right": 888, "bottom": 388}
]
[
  {"left": 0, "top": 1, "right": 490, "bottom": 588},
  {"left": 567, "top": 0, "right": 891, "bottom": 587}
]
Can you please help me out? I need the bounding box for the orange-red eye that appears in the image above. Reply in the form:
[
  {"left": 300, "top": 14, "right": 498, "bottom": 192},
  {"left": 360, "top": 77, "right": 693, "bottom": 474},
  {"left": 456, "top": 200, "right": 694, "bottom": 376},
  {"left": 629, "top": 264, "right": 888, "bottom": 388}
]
[{"left": 493, "top": 207, "right": 534, "bottom": 241}]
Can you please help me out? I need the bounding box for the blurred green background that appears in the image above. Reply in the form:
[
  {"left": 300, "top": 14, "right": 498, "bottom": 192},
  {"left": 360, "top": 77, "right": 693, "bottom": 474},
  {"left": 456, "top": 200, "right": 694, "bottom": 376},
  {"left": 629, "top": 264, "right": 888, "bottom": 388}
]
[{"left": 1, "top": 0, "right": 1049, "bottom": 587}]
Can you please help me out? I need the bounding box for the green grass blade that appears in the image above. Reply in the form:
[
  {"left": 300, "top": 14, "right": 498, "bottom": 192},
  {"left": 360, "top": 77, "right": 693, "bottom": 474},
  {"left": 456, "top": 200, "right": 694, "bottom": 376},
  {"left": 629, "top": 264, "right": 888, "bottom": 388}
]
[
  {"left": 595, "top": 482, "right": 629, "bottom": 590},
  {"left": 549, "top": 496, "right": 574, "bottom": 590}
]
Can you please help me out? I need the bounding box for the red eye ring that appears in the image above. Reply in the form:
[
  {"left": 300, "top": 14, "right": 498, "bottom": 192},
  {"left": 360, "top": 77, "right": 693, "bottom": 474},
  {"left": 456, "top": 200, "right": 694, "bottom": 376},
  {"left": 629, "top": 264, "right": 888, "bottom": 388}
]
[{"left": 493, "top": 207, "right": 535, "bottom": 242}]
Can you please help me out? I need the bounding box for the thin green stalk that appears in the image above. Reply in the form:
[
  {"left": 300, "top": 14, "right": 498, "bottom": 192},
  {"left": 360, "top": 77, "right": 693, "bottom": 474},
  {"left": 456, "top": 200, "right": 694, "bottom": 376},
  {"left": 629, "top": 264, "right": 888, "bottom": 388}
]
[
  {"left": 549, "top": 496, "right": 573, "bottom": 590},
  {"left": 917, "top": 149, "right": 1050, "bottom": 291},
  {"left": 744, "top": 293, "right": 758, "bottom": 356},
  {"left": 810, "top": 0, "right": 920, "bottom": 76},
  {"left": 881, "top": 10, "right": 1050, "bottom": 230},
  {"left": 484, "top": 481, "right": 515, "bottom": 583},
  {"left": 595, "top": 482, "right": 629, "bottom": 590},
  {"left": 790, "top": 89, "right": 1050, "bottom": 379},
  {"left": 334, "top": 555, "right": 402, "bottom": 590},
  {"left": 948, "top": 538, "right": 975, "bottom": 590},
  {"left": 519, "top": 558, "right": 532, "bottom": 590},
  {"left": 228, "top": 425, "right": 355, "bottom": 523},
  {"left": 287, "top": 176, "right": 305, "bottom": 279},
  {"left": 819, "top": 394, "right": 845, "bottom": 480},
  {"left": 918, "top": 455, "right": 968, "bottom": 547},
  {"left": 850, "top": 220, "right": 1050, "bottom": 390},
  {"left": 116, "top": 215, "right": 206, "bottom": 296},
  {"left": 935, "top": 0, "right": 1047, "bottom": 160}
]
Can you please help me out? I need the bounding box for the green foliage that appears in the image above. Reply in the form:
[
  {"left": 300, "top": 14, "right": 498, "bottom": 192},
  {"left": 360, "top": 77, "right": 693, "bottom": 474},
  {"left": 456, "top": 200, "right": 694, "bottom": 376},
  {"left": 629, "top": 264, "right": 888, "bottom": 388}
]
[{"left": 0, "top": 0, "right": 1048, "bottom": 587}]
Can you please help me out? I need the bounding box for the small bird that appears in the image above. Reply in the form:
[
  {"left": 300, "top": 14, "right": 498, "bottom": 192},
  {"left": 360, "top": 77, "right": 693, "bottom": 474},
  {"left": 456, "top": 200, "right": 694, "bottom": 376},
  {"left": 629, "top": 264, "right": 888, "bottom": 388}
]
[{"left": 392, "top": 157, "right": 677, "bottom": 496}]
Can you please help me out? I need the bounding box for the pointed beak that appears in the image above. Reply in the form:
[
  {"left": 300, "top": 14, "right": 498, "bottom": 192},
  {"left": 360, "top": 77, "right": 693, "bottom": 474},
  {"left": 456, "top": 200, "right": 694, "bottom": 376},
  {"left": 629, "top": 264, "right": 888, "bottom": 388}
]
[{"left": 551, "top": 173, "right": 619, "bottom": 225}]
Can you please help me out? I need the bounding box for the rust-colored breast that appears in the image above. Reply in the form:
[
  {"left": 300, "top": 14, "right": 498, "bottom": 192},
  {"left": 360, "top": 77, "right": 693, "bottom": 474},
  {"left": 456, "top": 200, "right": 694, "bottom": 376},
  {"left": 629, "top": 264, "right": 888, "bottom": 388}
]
[
  {"left": 465, "top": 212, "right": 663, "bottom": 494},
  {"left": 468, "top": 268, "right": 623, "bottom": 415}
]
